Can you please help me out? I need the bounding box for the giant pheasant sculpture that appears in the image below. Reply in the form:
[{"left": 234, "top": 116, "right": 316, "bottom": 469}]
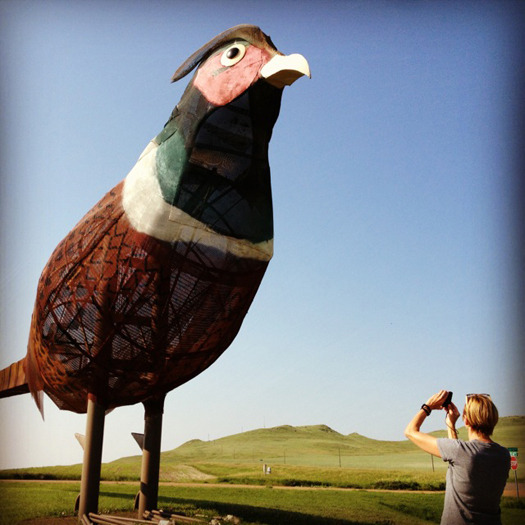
[
  {"left": 0, "top": 24, "right": 309, "bottom": 519},
  {"left": 0, "top": 24, "right": 309, "bottom": 413}
]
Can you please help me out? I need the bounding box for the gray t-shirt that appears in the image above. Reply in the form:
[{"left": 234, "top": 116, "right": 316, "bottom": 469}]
[{"left": 437, "top": 438, "right": 510, "bottom": 524}]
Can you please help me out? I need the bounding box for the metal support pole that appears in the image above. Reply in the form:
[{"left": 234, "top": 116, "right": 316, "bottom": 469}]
[
  {"left": 78, "top": 394, "right": 106, "bottom": 522},
  {"left": 138, "top": 396, "right": 165, "bottom": 517}
]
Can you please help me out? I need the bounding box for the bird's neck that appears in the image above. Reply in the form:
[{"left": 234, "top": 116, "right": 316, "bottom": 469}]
[
  {"left": 152, "top": 84, "right": 281, "bottom": 245},
  {"left": 121, "top": 85, "right": 279, "bottom": 261}
]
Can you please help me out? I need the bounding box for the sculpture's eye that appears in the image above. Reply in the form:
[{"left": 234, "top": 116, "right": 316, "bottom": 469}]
[{"left": 220, "top": 43, "right": 247, "bottom": 67}]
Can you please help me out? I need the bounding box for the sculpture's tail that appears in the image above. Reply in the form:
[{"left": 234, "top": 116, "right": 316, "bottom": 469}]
[{"left": 0, "top": 358, "right": 30, "bottom": 398}]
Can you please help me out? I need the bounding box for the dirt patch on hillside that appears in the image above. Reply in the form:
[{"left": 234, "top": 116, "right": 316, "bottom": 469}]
[{"left": 161, "top": 464, "right": 214, "bottom": 482}]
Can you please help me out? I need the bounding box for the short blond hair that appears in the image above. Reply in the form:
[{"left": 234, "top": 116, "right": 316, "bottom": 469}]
[{"left": 463, "top": 394, "right": 499, "bottom": 437}]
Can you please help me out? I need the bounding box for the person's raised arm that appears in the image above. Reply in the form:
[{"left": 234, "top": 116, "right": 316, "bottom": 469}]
[{"left": 404, "top": 390, "right": 450, "bottom": 457}]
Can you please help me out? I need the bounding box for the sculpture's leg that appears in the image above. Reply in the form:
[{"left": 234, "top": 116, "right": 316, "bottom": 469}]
[
  {"left": 78, "top": 394, "right": 106, "bottom": 522},
  {"left": 138, "top": 395, "right": 165, "bottom": 517}
]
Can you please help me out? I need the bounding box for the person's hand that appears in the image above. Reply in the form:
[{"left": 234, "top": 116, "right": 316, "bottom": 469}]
[
  {"left": 445, "top": 402, "right": 460, "bottom": 427},
  {"left": 424, "top": 390, "right": 450, "bottom": 410},
  {"left": 445, "top": 401, "right": 460, "bottom": 439}
]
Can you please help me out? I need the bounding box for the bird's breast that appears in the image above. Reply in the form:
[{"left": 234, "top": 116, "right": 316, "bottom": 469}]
[{"left": 122, "top": 137, "right": 273, "bottom": 262}]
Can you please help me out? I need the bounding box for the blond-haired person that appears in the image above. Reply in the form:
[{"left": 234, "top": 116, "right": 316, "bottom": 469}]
[{"left": 405, "top": 391, "right": 510, "bottom": 524}]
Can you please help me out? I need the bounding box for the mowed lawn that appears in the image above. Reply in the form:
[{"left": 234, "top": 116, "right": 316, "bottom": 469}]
[{"left": 1, "top": 481, "right": 524, "bottom": 525}]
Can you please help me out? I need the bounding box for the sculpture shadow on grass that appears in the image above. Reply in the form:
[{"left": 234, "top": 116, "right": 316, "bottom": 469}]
[{"left": 157, "top": 494, "right": 391, "bottom": 525}]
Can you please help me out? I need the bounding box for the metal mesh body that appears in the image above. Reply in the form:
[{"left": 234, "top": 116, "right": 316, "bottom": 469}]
[{"left": 27, "top": 181, "right": 268, "bottom": 413}]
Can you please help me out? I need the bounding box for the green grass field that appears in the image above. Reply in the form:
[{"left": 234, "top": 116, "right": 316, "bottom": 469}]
[
  {"left": 2, "top": 417, "right": 523, "bottom": 488},
  {"left": 0, "top": 481, "right": 523, "bottom": 525},
  {"left": 0, "top": 416, "right": 523, "bottom": 523}
]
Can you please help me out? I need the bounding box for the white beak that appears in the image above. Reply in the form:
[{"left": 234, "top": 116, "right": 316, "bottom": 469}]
[{"left": 260, "top": 53, "right": 311, "bottom": 88}]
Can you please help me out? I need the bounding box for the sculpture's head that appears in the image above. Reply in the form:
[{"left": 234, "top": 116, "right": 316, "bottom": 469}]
[
  {"left": 172, "top": 24, "right": 310, "bottom": 104},
  {"left": 140, "top": 25, "right": 311, "bottom": 249}
]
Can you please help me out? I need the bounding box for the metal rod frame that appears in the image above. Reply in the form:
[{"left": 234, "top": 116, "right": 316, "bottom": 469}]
[
  {"left": 78, "top": 394, "right": 106, "bottom": 522},
  {"left": 138, "top": 396, "right": 165, "bottom": 517}
]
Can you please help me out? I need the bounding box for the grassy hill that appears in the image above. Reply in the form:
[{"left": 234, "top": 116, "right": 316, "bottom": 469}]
[{"left": 2, "top": 416, "right": 523, "bottom": 490}]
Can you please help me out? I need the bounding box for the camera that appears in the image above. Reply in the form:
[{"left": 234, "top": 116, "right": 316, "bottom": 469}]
[{"left": 442, "top": 391, "right": 453, "bottom": 408}]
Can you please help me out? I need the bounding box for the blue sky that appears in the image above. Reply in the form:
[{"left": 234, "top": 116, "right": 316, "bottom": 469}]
[{"left": 0, "top": 0, "right": 523, "bottom": 470}]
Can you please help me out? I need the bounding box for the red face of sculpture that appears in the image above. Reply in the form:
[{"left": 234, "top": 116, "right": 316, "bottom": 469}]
[{"left": 193, "top": 42, "right": 272, "bottom": 106}]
